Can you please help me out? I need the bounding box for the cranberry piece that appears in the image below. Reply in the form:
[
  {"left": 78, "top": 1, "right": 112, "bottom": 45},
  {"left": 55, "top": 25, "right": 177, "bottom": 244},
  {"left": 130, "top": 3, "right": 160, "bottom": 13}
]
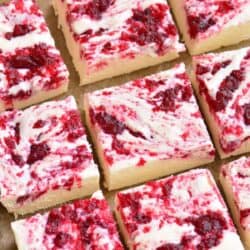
[
  {"left": 187, "top": 14, "right": 215, "bottom": 38},
  {"left": 61, "top": 205, "right": 77, "bottom": 221},
  {"left": 4, "top": 137, "right": 15, "bottom": 150},
  {"left": 16, "top": 194, "right": 30, "bottom": 204},
  {"left": 211, "top": 60, "right": 231, "bottom": 75},
  {"left": 27, "top": 142, "right": 50, "bottom": 165},
  {"left": 72, "top": 0, "right": 114, "bottom": 20},
  {"left": 45, "top": 210, "right": 63, "bottom": 234},
  {"left": 5, "top": 24, "right": 34, "bottom": 40},
  {"left": 196, "top": 64, "right": 209, "bottom": 75},
  {"left": 213, "top": 69, "right": 244, "bottom": 111},
  {"left": 91, "top": 111, "right": 125, "bottom": 135},
  {"left": 15, "top": 123, "right": 20, "bottom": 144},
  {"left": 121, "top": 4, "right": 172, "bottom": 54},
  {"left": 112, "top": 137, "right": 130, "bottom": 155},
  {"left": 217, "top": 1, "right": 234, "bottom": 14},
  {"left": 135, "top": 213, "right": 151, "bottom": 224},
  {"left": 240, "top": 209, "right": 250, "bottom": 225},
  {"left": 54, "top": 232, "right": 71, "bottom": 247},
  {"left": 162, "top": 178, "right": 174, "bottom": 197},
  {"left": 154, "top": 88, "right": 177, "bottom": 112},
  {"left": 156, "top": 243, "right": 183, "bottom": 250},
  {"left": 186, "top": 211, "right": 228, "bottom": 249},
  {"left": 33, "top": 119, "right": 46, "bottom": 128},
  {"left": 117, "top": 192, "right": 141, "bottom": 209},
  {"left": 243, "top": 104, "right": 250, "bottom": 125},
  {"left": 10, "top": 55, "right": 38, "bottom": 69},
  {"left": 10, "top": 43, "right": 54, "bottom": 69},
  {"left": 64, "top": 110, "right": 82, "bottom": 131},
  {"left": 5, "top": 68, "right": 20, "bottom": 87},
  {"left": 11, "top": 153, "right": 25, "bottom": 167}
]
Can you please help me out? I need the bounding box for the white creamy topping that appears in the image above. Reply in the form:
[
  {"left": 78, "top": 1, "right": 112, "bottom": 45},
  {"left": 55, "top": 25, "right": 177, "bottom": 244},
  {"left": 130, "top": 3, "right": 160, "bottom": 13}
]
[
  {"left": 87, "top": 63, "right": 214, "bottom": 169},
  {"left": 0, "top": 96, "right": 99, "bottom": 199},
  {"left": 72, "top": 0, "right": 167, "bottom": 35},
  {"left": 194, "top": 47, "right": 250, "bottom": 149},
  {"left": 116, "top": 169, "right": 244, "bottom": 249}
]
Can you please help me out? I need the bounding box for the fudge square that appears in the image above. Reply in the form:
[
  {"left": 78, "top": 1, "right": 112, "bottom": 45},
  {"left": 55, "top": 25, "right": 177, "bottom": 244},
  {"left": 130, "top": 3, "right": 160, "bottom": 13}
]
[
  {"left": 52, "top": 0, "right": 185, "bottom": 85},
  {"left": 11, "top": 191, "right": 124, "bottom": 250},
  {"left": 84, "top": 63, "right": 215, "bottom": 190},
  {"left": 115, "top": 169, "right": 244, "bottom": 250},
  {"left": 220, "top": 157, "right": 250, "bottom": 249},
  {"left": 169, "top": 0, "right": 250, "bottom": 55},
  {"left": 192, "top": 47, "right": 250, "bottom": 159},
  {"left": 0, "top": 96, "right": 100, "bottom": 215},
  {"left": 0, "top": 0, "right": 69, "bottom": 111}
]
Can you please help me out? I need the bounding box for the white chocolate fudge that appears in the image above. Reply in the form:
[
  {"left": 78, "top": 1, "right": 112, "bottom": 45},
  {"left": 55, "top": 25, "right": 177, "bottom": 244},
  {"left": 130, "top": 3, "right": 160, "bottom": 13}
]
[
  {"left": 11, "top": 191, "right": 124, "bottom": 250},
  {"left": 52, "top": 0, "right": 185, "bottom": 85},
  {"left": 169, "top": 0, "right": 250, "bottom": 55},
  {"left": 115, "top": 169, "right": 244, "bottom": 250},
  {"left": 220, "top": 157, "right": 250, "bottom": 249},
  {"left": 84, "top": 63, "right": 215, "bottom": 190},
  {"left": 0, "top": 0, "right": 69, "bottom": 111},
  {"left": 0, "top": 96, "right": 99, "bottom": 215},
  {"left": 192, "top": 47, "right": 250, "bottom": 159}
]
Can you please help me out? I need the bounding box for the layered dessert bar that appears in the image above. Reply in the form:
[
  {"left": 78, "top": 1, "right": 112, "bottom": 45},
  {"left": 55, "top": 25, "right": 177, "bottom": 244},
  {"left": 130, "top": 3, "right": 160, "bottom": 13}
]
[
  {"left": 11, "top": 191, "right": 124, "bottom": 250},
  {"left": 84, "top": 63, "right": 215, "bottom": 190},
  {"left": 220, "top": 157, "right": 250, "bottom": 249},
  {"left": 115, "top": 169, "right": 244, "bottom": 250},
  {"left": 52, "top": 0, "right": 185, "bottom": 85},
  {"left": 0, "top": 0, "right": 69, "bottom": 111},
  {"left": 169, "top": 0, "right": 250, "bottom": 55},
  {"left": 0, "top": 96, "right": 99, "bottom": 215},
  {"left": 192, "top": 47, "right": 250, "bottom": 158}
]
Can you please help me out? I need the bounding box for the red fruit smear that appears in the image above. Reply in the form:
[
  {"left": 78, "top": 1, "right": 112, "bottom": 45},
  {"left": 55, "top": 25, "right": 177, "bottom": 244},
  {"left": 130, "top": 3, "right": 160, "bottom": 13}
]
[
  {"left": 90, "top": 109, "right": 145, "bottom": 154},
  {"left": 10, "top": 43, "right": 55, "bottom": 69},
  {"left": 44, "top": 198, "right": 119, "bottom": 248},
  {"left": 217, "top": 1, "right": 234, "bottom": 14},
  {"left": 135, "top": 213, "right": 151, "bottom": 224},
  {"left": 27, "top": 142, "right": 50, "bottom": 165},
  {"left": 152, "top": 84, "right": 192, "bottom": 112},
  {"left": 243, "top": 104, "right": 250, "bottom": 125},
  {"left": 15, "top": 123, "right": 20, "bottom": 144},
  {"left": 45, "top": 210, "right": 63, "bottom": 234},
  {"left": 186, "top": 211, "right": 228, "bottom": 249},
  {"left": 196, "top": 64, "right": 210, "bottom": 75},
  {"left": 214, "top": 70, "right": 244, "bottom": 111},
  {"left": 240, "top": 209, "right": 250, "bottom": 226},
  {"left": 33, "top": 119, "right": 46, "bottom": 128},
  {"left": 199, "top": 68, "right": 245, "bottom": 112},
  {"left": 16, "top": 194, "right": 30, "bottom": 204},
  {"left": 161, "top": 178, "right": 174, "bottom": 197},
  {"left": 211, "top": 60, "right": 231, "bottom": 75},
  {"left": 112, "top": 137, "right": 130, "bottom": 155},
  {"left": 5, "top": 24, "right": 35, "bottom": 40},
  {"left": 121, "top": 4, "right": 176, "bottom": 54},
  {"left": 71, "top": 0, "right": 115, "bottom": 20},
  {"left": 11, "top": 153, "right": 25, "bottom": 167},
  {"left": 54, "top": 232, "right": 72, "bottom": 247},
  {"left": 187, "top": 14, "right": 216, "bottom": 39}
]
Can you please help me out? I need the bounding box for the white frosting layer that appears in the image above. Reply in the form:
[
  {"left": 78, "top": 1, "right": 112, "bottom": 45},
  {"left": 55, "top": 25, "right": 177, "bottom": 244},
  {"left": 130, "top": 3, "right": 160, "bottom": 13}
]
[
  {"left": 0, "top": 0, "right": 69, "bottom": 109},
  {"left": 116, "top": 169, "right": 244, "bottom": 249},
  {"left": 221, "top": 157, "right": 250, "bottom": 229},
  {"left": 184, "top": 0, "right": 250, "bottom": 40},
  {"left": 63, "top": 0, "right": 184, "bottom": 72},
  {"left": 0, "top": 96, "right": 99, "bottom": 202},
  {"left": 194, "top": 47, "right": 250, "bottom": 152},
  {"left": 86, "top": 63, "right": 214, "bottom": 170},
  {"left": 11, "top": 191, "right": 123, "bottom": 250}
]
